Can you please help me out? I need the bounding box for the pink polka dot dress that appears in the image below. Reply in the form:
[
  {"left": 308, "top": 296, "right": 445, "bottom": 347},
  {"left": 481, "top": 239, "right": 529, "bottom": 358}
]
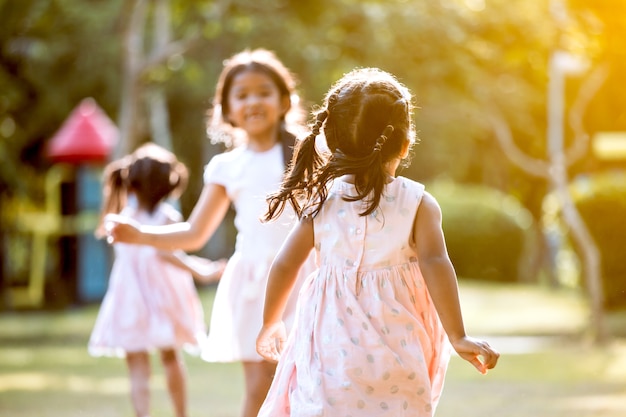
[
  {"left": 258, "top": 176, "right": 451, "bottom": 417},
  {"left": 88, "top": 203, "right": 206, "bottom": 357}
]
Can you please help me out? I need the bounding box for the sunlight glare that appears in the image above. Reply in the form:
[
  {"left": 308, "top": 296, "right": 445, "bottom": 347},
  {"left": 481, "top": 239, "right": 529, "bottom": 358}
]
[
  {"left": 556, "top": 393, "right": 626, "bottom": 412},
  {"left": 464, "top": 0, "right": 485, "bottom": 12},
  {"left": 0, "top": 372, "right": 128, "bottom": 394}
]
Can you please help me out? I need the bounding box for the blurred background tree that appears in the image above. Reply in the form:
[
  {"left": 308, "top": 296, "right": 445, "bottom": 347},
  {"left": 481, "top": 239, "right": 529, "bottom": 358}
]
[
  {"left": 0, "top": 0, "right": 559, "bottom": 212},
  {"left": 1, "top": 0, "right": 625, "bottom": 317}
]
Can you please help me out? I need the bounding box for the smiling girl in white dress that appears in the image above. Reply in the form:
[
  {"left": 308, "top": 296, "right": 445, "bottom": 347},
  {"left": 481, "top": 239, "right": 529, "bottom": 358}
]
[{"left": 105, "top": 49, "right": 316, "bottom": 417}]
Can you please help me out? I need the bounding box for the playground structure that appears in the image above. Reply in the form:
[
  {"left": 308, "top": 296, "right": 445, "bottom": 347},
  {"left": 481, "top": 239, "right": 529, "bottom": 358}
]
[{"left": 1, "top": 98, "right": 117, "bottom": 308}]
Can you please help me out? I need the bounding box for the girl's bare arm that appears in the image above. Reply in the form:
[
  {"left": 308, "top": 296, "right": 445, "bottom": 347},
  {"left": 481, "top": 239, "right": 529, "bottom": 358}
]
[
  {"left": 414, "top": 191, "right": 499, "bottom": 373},
  {"left": 413, "top": 192, "right": 467, "bottom": 342},
  {"left": 262, "top": 217, "right": 314, "bottom": 324},
  {"left": 256, "top": 217, "right": 314, "bottom": 361},
  {"left": 159, "top": 251, "right": 226, "bottom": 284},
  {"left": 107, "top": 183, "right": 231, "bottom": 252}
]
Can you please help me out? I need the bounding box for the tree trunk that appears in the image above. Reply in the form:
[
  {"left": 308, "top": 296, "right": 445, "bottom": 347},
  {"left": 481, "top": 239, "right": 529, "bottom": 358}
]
[
  {"left": 115, "top": 0, "right": 147, "bottom": 158},
  {"left": 488, "top": 53, "right": 609, "bottom": 344},
  {"left": 547, "top": 52, "right": 607, "bottom": 344},
  {"left": 147, "top": 0, "right": 173, "bottom": 151}
]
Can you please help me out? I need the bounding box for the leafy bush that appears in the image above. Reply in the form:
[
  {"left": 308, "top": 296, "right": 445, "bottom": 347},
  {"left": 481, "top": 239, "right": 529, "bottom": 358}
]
[
  {"left": 428, "top": 181, "right": 536, "bottom": 282},
  {"left": 568, "top": 172, "right": 626, "bottom": 309}
]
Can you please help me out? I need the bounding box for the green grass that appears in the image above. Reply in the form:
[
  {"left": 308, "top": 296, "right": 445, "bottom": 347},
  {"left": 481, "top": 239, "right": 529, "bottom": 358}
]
[
  {"left": 0, "top": 286, "right": 242, "bottom": 417},
  {"left": 1, "top": 281, "right": 626, "bottom": 417}
]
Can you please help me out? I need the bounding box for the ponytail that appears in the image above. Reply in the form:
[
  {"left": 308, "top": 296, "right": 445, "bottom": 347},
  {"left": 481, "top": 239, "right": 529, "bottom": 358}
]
[
  {"left": 322, "top": 125, "right": 394, "bottom": 216},
  {"left": 266, "top": 68, "right": 415, "bottom": 221},
  {"left": 264, "top": 109, "right": 328, "bottom": 221},
  {"left": 95, "top": 157, "right": 130, "bottom": 238}
]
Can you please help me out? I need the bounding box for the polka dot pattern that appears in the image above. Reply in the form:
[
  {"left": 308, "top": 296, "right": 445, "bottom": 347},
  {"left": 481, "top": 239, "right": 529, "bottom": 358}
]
[{"left": 258, "top": 177, "right": 451, "bottom": 417}]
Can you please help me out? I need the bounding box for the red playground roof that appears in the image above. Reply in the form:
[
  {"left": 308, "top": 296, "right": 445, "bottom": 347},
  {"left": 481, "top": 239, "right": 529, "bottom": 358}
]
[{"left": 47, "top": 98, "right": 118, "bottom": 164}]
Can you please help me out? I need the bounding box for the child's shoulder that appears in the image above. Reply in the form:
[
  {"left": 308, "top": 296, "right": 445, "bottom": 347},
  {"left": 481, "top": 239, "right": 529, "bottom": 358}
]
[
  {"left": 207, "top": 146, "right": 246, "bottom": 165},
  {"left": 119, "top": 206, "right": 137, "bottom": 219},
  {"left": 158, "top": 202, "right": 183, "bottom": 223},
  {"left": 203, "top": 146, "right": 249, "bottom": 184},
  {"left": 394, "top": 176, "right": 426, "bottom": 194}
]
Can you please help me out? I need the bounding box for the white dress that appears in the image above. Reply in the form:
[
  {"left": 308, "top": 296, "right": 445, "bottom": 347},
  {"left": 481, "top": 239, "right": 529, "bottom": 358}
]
[
  {"left": 88, "top": 203, "right": 206, "bottom": 357},
  {"left": 201, "top": 143, "right": 316, "bottom": 362}
]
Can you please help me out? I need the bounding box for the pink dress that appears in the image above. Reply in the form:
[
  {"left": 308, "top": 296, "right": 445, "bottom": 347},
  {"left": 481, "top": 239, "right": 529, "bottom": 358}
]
[
  {"left": 201, "top": 144, "right": 316, "bottom": 362},
  {"left": 258, "top": 176, "right": 451, "bottom": 417},
  {"left": 88, "top": 203, "right": 206, "bottom": 357}
]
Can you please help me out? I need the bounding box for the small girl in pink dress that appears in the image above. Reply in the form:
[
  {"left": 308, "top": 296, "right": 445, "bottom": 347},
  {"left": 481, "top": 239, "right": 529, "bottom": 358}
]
[
  {"left": 89, "top": 143, "right": 222, "bottom": 417},
  {"left": 256, "top": 68, "right": 500, "bottom": 416}
]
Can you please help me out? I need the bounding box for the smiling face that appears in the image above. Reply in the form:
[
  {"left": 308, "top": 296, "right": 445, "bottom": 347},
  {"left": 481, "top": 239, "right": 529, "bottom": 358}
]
[{"left": 225, "top": 69, "right": 289, "bottom": 145}]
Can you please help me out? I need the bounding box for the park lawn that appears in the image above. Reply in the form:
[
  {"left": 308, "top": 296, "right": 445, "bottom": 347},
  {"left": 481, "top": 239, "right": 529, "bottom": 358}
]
[{"left": 1, "top": 281, "right": 625, "bottom": 417}]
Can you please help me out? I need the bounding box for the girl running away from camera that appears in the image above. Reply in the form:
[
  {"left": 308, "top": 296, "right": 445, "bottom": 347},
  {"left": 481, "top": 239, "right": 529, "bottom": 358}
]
[{"left": 256, "top": 67, "right": 500, "bottom": 417}]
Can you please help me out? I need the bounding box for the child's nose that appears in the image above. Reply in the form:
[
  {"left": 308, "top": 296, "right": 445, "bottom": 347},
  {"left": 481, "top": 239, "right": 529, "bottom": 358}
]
[{"left": 246, "top": 94, "right": 262, "bottom": 105}]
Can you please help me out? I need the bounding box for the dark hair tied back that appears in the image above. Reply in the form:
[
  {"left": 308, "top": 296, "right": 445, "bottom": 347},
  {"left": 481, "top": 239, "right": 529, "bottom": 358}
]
[
  {"left": 374, "top": 125, "right": 394, "bottom": 153},
  {"left": 264, "top": 68, "right": 416, "bottom": 221},
  {"left": 96, "top": 143, "right": 189, "bottom": 237},
  {"left": 312, "top": 108, "right": 328, "bottom": 136}
]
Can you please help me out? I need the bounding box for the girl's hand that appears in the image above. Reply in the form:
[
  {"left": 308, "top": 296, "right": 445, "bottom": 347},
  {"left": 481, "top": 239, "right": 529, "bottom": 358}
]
[
  {"left": 450, "top": 336, "right": 500, "bottom": 375},
  {"left": 104, "top": 214, "right": 142, "bottom": 244},
  {"left": 256, "top": 321, "right": 287, "bottom": 363},
  {"left": 187, "top": 257, "right": 227, "bottom": 284}
]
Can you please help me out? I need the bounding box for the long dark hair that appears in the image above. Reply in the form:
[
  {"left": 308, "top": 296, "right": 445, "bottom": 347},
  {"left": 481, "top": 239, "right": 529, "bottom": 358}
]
[
  {"left": 96, "top": 143, "right": 188, "bottom": 236},
  {"left": 264, "top": 68, "right": 416, "bottom": 221}
]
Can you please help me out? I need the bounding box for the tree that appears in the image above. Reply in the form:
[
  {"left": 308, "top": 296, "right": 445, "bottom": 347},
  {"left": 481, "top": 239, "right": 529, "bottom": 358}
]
[
  {"left": 116, "top": 0, "right": 211, "bottom": 157},
  {"left": 6, "top": 0, "right": 619, "bottom": 289}
]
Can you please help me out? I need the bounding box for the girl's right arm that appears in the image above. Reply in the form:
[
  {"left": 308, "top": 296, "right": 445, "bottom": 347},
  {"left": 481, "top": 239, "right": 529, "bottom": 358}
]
[
  {"left": 256, "top": 216, "right": 315, "bottom": 362},
  {"left": 414, "top": 191, "right": 499, "bottom": 374},
  {"left": 106, "top": 183, "right": 231, "bottom": 252}
]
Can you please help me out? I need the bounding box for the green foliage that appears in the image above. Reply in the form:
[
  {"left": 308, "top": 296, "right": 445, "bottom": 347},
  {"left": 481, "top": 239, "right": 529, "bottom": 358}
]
[
  {"left": 428, "top": 180, "right": 536, "bottom": 283},
  {"left": 0, "top": 0, "right": 123, "bottom": 193},
  {"left": 2, "top": 0, "right": 623, "bottom": 285},
  {"left": 568, "top": 172, "right": 626, "bottom": 309}
]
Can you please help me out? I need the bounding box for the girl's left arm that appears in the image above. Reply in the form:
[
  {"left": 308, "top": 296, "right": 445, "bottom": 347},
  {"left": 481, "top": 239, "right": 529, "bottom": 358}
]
[
  {"left": 156, "top": 209, "right": 227, "bottom": 284},
  {"left": 414, "top": 192, "right": 499, "bottom": 373},
  {"left": 160, "top": 251, "right": 227, "bottom": 284},
  {"left": 413, "top": 192, "right": 466, "bottom": 341},
  {"left": 106, "top": 183, "right": 231, "bottom": 251},
  {"left": 256, "top": 216, "right": 314, "bottom": 361}
]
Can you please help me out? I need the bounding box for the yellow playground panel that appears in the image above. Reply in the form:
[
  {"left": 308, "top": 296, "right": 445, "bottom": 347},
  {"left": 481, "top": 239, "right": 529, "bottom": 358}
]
[{"left": 2, "top": 164, "right": 104, "bottom": 308}]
